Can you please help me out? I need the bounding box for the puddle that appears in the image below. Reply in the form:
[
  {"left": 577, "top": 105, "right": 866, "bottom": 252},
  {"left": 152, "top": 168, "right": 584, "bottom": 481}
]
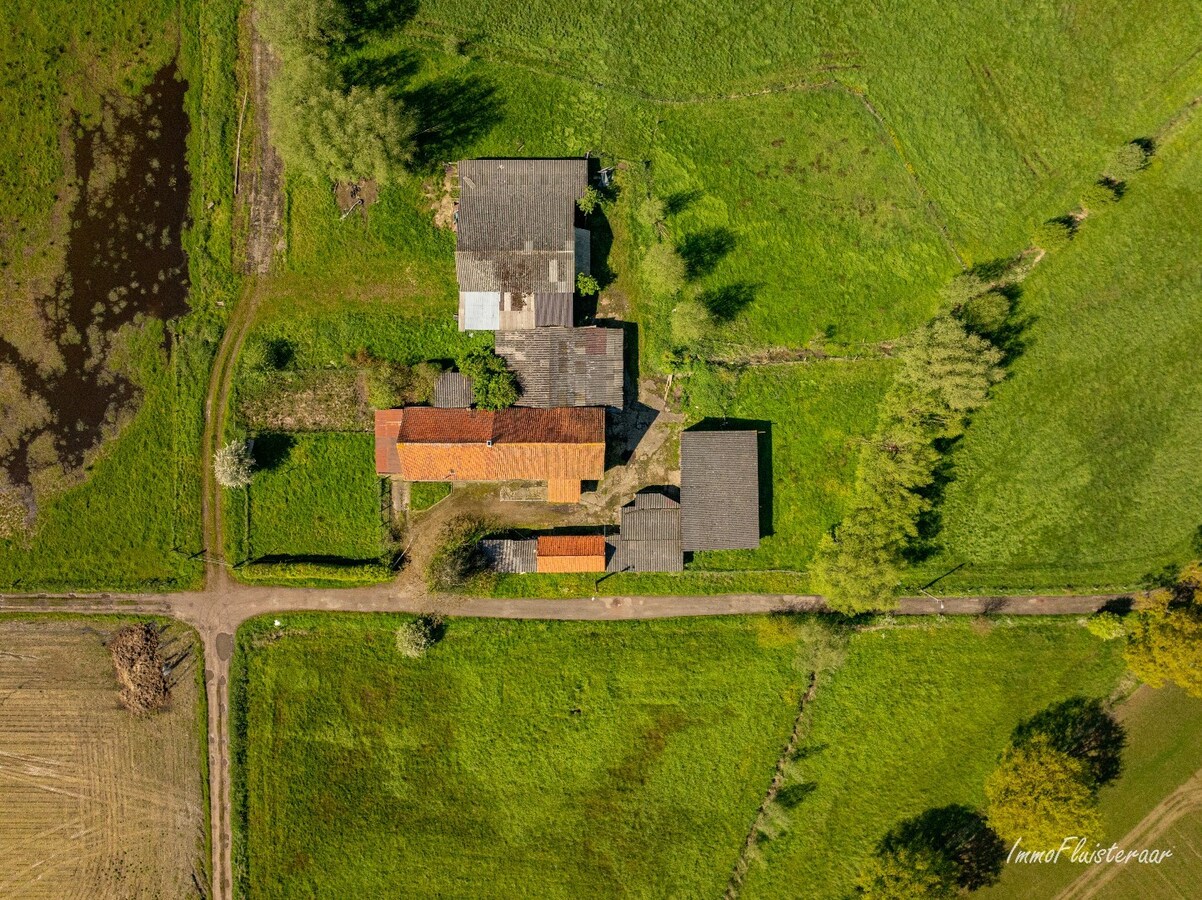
[{"left": 0, "top": 65, "right": 190, "bottom": 493}]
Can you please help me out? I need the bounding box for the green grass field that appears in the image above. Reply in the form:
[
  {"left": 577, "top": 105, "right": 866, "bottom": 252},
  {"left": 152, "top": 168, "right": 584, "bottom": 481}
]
[
  {"left": 242, "top": 433, "right": 386, "bottom": 562},
  {"left": 913, "top": 110, "right": 1202, "bottom": 594},
  {"left": 231, "top": 614, "right": 1162, "bottom": 899},
  {"left": 231, "top": 613, "right": 835, "bottom": 898}
]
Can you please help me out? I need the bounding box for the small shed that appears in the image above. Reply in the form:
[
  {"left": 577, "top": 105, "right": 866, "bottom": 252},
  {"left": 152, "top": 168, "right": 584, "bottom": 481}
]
[
  {"left": 433, "top": 372, "right": 474, "bottom": 408},
  {"left": 481, "top": 538, "right": 537, "bottom": 574},
  {"left": 611, "top": 491, "right": 683, "bottom": 573},
  {"left": 536, "top": 534, "right": 607, "bottom": 573}
]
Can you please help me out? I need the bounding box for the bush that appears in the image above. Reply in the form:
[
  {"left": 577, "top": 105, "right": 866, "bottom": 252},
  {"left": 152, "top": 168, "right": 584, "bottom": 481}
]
[
  {"left": 256, "top": 0, "right": 348, "bottom": 59},
  {"left": 214, "top": 440, "right": 254, "bottom": 489},
  {"left": 577, "top": 184, "right": 602, "bottom": 215},
  {"left": 642, "top": 241, "right": 686, "bottom": 297},
  {"left": 1033, "top": 218, "right": 1074, "bottom": 251},
  {"left": 1084, "top": 610, "right": 1126, "bottom": 640},
  {"left": 1104, "top": 141, "right": 1152, "bottom": 181},
  {"left": 1081, "top": 179, "right": 1122, "bottom": 210},
  {"left": 395, "top": 615, "right": 442, "bottom": 658},
  {"left": 426, "top": 516, "right": 493, "bottom": 592},
  {"left": 270, "top": 55, "right": 416, "bottom": 185},
  {"left": 955, "top": 290, "right": 1011, "bottom": 337},
  {"left": 410, "top": 362, "right": 442, "bottom": 405},
  {"left": 576, "top": 272, "right": 600, "bottom": 296},
  {"left": 457, "top": 347, "right": 517, "bottom": 410},
  {"left": 365, "top": 361, "right": 412, "bottom": 409}
]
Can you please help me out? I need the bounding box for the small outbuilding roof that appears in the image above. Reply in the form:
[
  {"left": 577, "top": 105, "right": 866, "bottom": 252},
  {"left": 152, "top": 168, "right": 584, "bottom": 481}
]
[
  {"left": 680, "top": 430, "right": 761, "bottom": 551},
  {"left": 613, "top": 492, "right": 683, "bottom": 573},
  {"left": 481, "top": 538, "right": 537, "bottom": 574},
  {"left": 433, "top": 372, "right": 474, "bottom": 408},
  {"left": 495, "top": 327, "right": 624, "bottom": 408}
]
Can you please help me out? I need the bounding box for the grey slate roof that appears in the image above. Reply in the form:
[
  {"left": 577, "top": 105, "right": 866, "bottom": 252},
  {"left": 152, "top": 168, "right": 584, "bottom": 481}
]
[
  {"left": 455, "top": 159, "right": 586, "bottom": 295},
  {"left": 495, "top": 327, "right": 623, "bottom": 408},
  {"left": 613, "top": 492, "right": 683, "bottom": 572},
  {"left": 680, "top": 431, "right": 761, "bottom": 551},
  {"left": 433, "top": 372, "right": 474, "bottom": 408},
  {"left": 481, "top": 538, "right": 537, "bottom": 574}
]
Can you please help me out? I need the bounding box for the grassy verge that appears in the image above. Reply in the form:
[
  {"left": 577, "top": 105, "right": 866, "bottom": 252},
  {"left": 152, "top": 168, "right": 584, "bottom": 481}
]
[{"left": 409, "top": 481, "right": 451, "bottom": 511}]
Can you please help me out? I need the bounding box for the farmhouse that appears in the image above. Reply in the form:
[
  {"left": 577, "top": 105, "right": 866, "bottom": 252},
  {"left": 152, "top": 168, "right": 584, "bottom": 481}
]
[
  {"left": 456, "top": 158, "right": 590, "bottom": 331},
  {"left": 374, "top": 406, "right": 604, "bottom": 503}
]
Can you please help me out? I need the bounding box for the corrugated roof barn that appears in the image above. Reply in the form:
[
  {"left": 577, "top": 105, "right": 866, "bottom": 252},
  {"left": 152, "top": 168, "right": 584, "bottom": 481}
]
[
  {"left": 495, "top": 327, "right": 624, "bottom": 408},
  {"left": 612, "top": 491, "right": 683, "bottom": 572},
  {"left": 481, "top": 538, "right": 537, "bottom": 574},
  {"left": 455, "top": 159, "right": 588, "bottom": 331},
  {"left": 680, "top": 430, "right": 761, "bottom": 551},
  {"left": 433, "top": 371, "right": 474, "bottom": 408}
]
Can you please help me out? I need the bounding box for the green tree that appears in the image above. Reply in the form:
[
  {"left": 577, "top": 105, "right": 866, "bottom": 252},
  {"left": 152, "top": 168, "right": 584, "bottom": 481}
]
[
  {"left": 985, "top": 736, "right": 1101, "bottom": 850},
  {"left": 270, "top": 56, "right": 416, "bottom": 185},
  {"left": 1125, "top": 574, "right": 1202, "bottom": 698},
  {"left": 577, "top": 184, "right": 602, "bottom": 215},
  {"left": 457, "top": 347, "right": 518, "bottom": 410},
  {"left": 576, "top": 272, "right": 600, "bottom": 296},
  {"left": 1104, "top": 141, "right": 1152, "bottom": 182},
  {"left": 1011, "top": 697, "right": 1126, "bottom": 788},
  {"left": 856, "top": 843, "right": 956, "bottom": 899},
  {"left": 257, "top": 0, "right": 348, "bottom": 59},
  {"left": 214, "top": 440, "right": 254, "bottom": 489}
]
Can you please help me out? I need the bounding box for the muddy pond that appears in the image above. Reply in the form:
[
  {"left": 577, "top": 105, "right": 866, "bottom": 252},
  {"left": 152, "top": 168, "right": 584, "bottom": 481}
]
[{"left": 0, "top": 65, "right": 190, "bottom": 498}]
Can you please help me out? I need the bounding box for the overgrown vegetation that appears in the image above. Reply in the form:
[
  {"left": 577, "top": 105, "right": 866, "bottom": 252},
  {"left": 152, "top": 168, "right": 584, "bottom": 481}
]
[
  {"left": 456, "top": 346, "right": 517, "bottom": 410},
  {"left": 425, "top": 515, "right": 493, "bottom": 592},
  {"left": 1125, "top": 565, "right": 1202, "bottom": 698}
]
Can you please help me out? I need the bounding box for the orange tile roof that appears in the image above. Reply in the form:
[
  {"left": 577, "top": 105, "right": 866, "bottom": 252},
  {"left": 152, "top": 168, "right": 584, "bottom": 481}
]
[
  {"left": 398, "top": 407, "right": 604, "bottom": 445},
  {"left": 374, "top": 409, "right": 405, "bottom": 474},
  {"left": 538, "top": 535, "right": 606, "bottom": 557},
  {"left": 537, "top": 554, "right": 606, "bottom": 573}
]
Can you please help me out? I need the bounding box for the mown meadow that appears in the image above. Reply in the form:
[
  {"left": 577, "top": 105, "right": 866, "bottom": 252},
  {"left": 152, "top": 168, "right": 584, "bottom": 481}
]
[{"left": 231, "top": 613, "right": 1202, "bottom": 897}]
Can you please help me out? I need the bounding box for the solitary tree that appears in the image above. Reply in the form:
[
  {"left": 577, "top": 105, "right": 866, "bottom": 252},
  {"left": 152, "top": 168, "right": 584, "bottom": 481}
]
[
  {"left": 270, "top": 56, "right": 416, "bottom": 186},
  {"left": 214, "top": 440, "right": 254, "bottom": 488},
  {"left": 985, "top": 736, "right": 1100, "bottom": 850},
  {"left": 1011, "top": 697, "right": 1126, "bottom": 789},
  {"left": 1125, "top": 576, "right": 1202, "bottom": 698}
]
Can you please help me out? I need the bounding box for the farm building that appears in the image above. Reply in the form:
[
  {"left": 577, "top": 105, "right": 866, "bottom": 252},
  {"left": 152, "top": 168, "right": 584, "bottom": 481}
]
[
  {"left": 456, "top": 158, "right": 590, "bottom": 331},
  {"left": 536, "top": 534, "right": 608, "bottom": 573},
  {"left": 373, "top": 406, "right": 605, "bottom": 503},
  {"left": 432, "top": 371, "right": 474, "bottom": 408},
  {"left": 680, "top": 430, "right": 761, "bottom": 550},
  {"left": 495, "top": 327, "right": 624, "bottom": 408},
  {"left": 481, "top": 538, "right": 537, "bottom": 574},
  {"left": 610, "top": 491, "right": 683, "bottom": 573}
]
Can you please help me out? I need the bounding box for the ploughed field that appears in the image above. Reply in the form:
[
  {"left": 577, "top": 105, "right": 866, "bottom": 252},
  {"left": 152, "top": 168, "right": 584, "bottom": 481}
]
[{"left": 0, "top": 617, "right": 207, "bottom": 898}]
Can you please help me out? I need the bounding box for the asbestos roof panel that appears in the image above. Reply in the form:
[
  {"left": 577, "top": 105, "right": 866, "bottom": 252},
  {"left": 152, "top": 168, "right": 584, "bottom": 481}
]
[
  {"left": 614, "top": 495, "right": 683, "bottom": 572},
  {"left": 494, "top": 327, "right": 624, "bottom": 408},
  {"left": 680, "top": 430, "right": 761, "bottom": 550},
  {"left": 574, "top": 227, "right": 591, "bottom": 276},
  {"left": 534, "top": 293, "right": 574, "bottom": 327},
  {"left": 459, "top": 291, "right": 501, "bottom": 331},
  {"left": 457, "top": 159, "right": 586, "bottom": 253},
  {"left": 481, "top": 538, "right": 537, "bottom": 574},
  {"left": 433, "top": 372, "right": 474, "bottom": 408}
]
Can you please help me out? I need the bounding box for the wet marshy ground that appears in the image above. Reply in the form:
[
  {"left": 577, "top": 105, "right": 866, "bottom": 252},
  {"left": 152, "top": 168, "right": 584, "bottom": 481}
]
[{"left": 0, "top": 65, "right": 190, "bottom": 502}]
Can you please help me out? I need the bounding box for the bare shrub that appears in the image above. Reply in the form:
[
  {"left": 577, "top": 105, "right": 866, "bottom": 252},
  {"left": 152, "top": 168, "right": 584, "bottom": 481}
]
[
  {"left": 108, "top": 623, "right": 170, "bottom": 714},
  {"left": 426, "top": 516, "right": 493, "bottom": 592},
  {"left": 214, "top": 439, "right": 253, "bottom": 488},
  {"left": 395, "top": 615, "right": 442, "bottom": 658}
]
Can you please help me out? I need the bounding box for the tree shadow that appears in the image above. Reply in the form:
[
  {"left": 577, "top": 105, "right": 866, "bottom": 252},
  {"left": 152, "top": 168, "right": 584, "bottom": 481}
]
[
  {"left": 690, "top": 417, "right": 773, "bottom": 538},
  {"left": 265, "top": 338, "right": 295, "bottom": 370},
  {"left": 878, "top": 805, "right": 1006, "bottom": 892},
  {"left": 698, "top": 281, "right": 758, "bottom": 322},
  {"left": 404, "top": 73, "right": 504, "bottom": 169},
  {"left": 903, "top": 438, "right": 960, "bottom": 564},
  {"left": 677, "top": 226, "right": 735, "bottom": 279},
  {"left": 776, "top": 781, "right": 818, "bottom": 809},
  {"left": 339, "top": 49, "right": 420, "bottom": 92},
  {"left": 663, "top": 188, "right": 702, "bottom": 216},
  {"left": 342, "top": 0, "right": 420, "bottom": 45},
  {"left": 1012, "top": 697, "right": 1126, "bottom": 789},
  {"left": 250, "top": 432, "right": 296, "bottom": 471}
]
